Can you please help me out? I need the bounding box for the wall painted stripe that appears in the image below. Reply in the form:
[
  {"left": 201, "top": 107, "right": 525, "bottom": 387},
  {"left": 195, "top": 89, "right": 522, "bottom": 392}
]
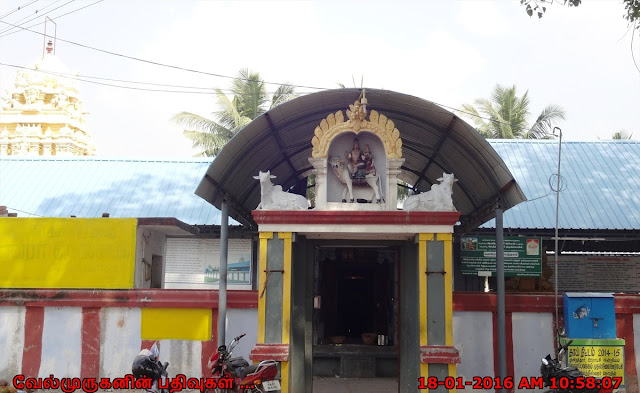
[
  {"left": 201, "top": 309, "right": 217, "bottom": 378},
  {"left": 258, "top": 232, "right": 273, "bottom": 344},
  {"left": 0, "top": 289, "right": 259, "bottom": 309},
  {"left": 512, "top": 312, "right": 554, "bottom": 393},
  {"left": 141, "top": 308, "right": 211, "bottom": 341},
  {"left": 40, "top": 307, "right": 82, "bottom": 378},
  {"left": 81, "top": 307, "right": 100, "bottom": 379},
  {"left": 101, "top": 307, "right": 142, "bottom": 379},
  {"left": 22, "top": 306, "right": 43, "bottom": 378},
  {"left": 0, "top": 306, "right": 25, "bottom": 379},
  {"left": 158, "top": 339, "right": 202, "bottom": 378},
  {"left": 492, "top": 311, "right": 514, "bottom": 390},
  {"left": 453, "top": 311, "right": 494, "bottom": 388},
  {"left": 620, "top": 314, "right": 637, "bottom": 391}
]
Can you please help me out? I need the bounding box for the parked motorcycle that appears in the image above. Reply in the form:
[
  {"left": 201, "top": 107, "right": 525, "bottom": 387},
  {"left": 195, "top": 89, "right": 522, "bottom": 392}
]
[
  {"left": 132, "top": 342, "right": 169, "bottom": 393},
  {"left": 540, "top": 339, "right": 614, "bottom": 393},
  {"left": 208, "top": 333, "right": 280, "bottom": 393}
]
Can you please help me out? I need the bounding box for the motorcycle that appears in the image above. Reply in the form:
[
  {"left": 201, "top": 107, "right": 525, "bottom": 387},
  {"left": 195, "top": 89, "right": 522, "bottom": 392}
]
[
  {"left": 207, "top": 333, "right": 281, "bottom": 393},
  {"left": 540, "top": 339, "right": 614, "bottom": 393},
  {"left": 132, "top": 342, "right": 169, "bottom": 393}
]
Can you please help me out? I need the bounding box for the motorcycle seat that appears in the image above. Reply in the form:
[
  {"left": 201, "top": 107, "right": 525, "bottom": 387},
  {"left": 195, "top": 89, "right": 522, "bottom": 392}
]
[
  {"left": 229, "top": 357, "right": 249, "bottom": 368},
  {"left": 238, "top": 364, "right": 259, "bottom": 379}
]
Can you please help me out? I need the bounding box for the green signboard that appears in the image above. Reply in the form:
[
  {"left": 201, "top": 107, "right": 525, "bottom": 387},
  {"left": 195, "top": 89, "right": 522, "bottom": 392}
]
[{"left": 460, "top": 236, "right": 542, "bottom": 277}]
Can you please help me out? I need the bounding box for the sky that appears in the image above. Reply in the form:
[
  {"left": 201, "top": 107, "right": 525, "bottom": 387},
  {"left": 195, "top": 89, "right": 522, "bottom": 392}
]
[{"left": 0, "top": 0, "right": 639, "bottom": 158}]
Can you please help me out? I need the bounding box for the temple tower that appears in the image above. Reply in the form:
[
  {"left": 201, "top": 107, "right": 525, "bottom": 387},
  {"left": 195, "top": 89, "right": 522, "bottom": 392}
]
[{"left": 0, "top": 40, "right": 96, "bottom": 156}]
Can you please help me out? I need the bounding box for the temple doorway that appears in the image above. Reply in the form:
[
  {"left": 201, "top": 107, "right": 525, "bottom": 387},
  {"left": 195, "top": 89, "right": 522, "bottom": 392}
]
[{"left": 312, "top": 245, "right": 399, "bottom": 379}]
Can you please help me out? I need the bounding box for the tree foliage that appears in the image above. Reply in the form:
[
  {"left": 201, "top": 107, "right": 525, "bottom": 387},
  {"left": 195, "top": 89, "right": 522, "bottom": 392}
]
[
  {"left": 460, "top": 84, "right": 566, "bottom": 139},
  {"left": 172, "top": 69, "right": 296, "bottom": 156},
  {"left": 612, "top": 130, "right": 634, "bottom": 139},
  {"left": 520, "top": 0, "right": 640, "bottom": 30}
]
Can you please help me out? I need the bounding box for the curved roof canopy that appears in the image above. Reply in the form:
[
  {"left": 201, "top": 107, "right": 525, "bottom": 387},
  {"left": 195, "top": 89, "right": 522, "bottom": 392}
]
[{"left": 195, "top": 88, "right": 526, "bottom": 232}]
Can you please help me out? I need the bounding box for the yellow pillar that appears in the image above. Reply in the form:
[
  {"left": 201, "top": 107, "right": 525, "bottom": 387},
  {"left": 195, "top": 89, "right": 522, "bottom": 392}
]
[
  {"left": 257, "top": 232, "right": 273, "bottom": 344},
  {"left": 439, "top": 233, "right": 456, "bottom": 392},
  {"left": 278, "top": 232, "right": 292, "bottom": 393},
  {"left": 418, "top": 233, "right": 433, "bottom": 380}
]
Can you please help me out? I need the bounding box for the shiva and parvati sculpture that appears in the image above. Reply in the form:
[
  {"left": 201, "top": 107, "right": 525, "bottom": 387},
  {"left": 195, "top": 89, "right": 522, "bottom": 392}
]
[{"left": 253, "top": 90, "right": 457, "bottom": 212}]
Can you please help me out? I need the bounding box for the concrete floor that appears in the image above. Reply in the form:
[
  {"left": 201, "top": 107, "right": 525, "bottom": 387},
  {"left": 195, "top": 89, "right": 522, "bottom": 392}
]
[{"left": 312, "top": 377, "right": 398, "bottom": 393}]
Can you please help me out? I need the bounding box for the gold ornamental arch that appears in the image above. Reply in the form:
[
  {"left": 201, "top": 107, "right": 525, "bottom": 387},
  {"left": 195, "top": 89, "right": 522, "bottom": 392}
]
[{"left": 311, "top": 91, "right": 403, "bottom": 159}]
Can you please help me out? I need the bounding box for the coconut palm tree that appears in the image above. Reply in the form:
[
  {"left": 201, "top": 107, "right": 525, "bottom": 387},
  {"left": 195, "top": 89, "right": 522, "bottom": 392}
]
[
  {"left": 460, "top": 84, "right": 566, "bottom": 139},
  {"left": 172, "top": 69, "right": 296, "bottom": 156},
  {"left": 611, "top": 130, "right": 634, "bottom": 139}
]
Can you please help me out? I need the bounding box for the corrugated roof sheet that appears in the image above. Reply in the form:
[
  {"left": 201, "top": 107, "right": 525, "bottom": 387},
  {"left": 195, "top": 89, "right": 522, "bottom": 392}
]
[
  {"left": 2, "top": 140, "right": 639, "bottom": 231},
  {"left": 194, "top": 88, "right": 527, "bottom": 231},
  {"left": 483, "top": 140, "right": 640, "bottom": 230},
  {"left": 0, "top": 157, "right": 224, "bottom": 225}
]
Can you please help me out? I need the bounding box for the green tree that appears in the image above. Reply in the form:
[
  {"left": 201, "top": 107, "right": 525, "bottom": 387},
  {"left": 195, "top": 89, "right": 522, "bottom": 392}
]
[
  {"left": 172, "top": 69, "right": 296, "bottom": 156},
  {"left": 460, "top": 84, "right": 566, "bottom": 139},
  {"left": 612, "top": 130, "right": 634, "bottom": 139},
  {"left": 520, "top": 0, "right": 640, "bottom": 30}
]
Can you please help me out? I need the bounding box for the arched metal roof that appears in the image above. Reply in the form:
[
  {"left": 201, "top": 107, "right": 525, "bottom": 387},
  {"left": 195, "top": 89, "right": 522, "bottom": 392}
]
[{"left": 195, "top": 88, "right": 526, "bottom": 232}]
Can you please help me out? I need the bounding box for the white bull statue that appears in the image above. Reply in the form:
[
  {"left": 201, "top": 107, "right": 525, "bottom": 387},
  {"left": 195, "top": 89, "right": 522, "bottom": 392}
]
[
  {"left": 403, "top": 173, "right": 457, "bottom": 211},
  {"left": 253, "top": 170, "right": 308, "bottom": 210},
  {"left": 329, "top": 156, "right": 383, "bottom": 203}
]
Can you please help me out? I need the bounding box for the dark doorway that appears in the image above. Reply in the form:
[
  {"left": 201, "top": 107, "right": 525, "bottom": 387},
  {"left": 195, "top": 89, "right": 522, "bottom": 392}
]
[{"left": 313, "top": 246, "right": 398, "bottom": 378}]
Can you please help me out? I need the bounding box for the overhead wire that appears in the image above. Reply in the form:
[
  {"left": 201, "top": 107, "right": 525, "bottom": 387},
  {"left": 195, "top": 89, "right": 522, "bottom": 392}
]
[
  {"left": 0, "top": 15, "right": 516, "bottom": 128},
  {"left": 0, "top": 0, "right": 75, "bottom": 36},
  {"left": 0, "top": 17, "right": 328, "bottom": 90},
  {"left": 0, "top": 0, "right": 39, "bottom": 21},
  {"left": 0, "top": 60, "right": 515, "bottom": 128},
  {"left": 4, "top": 206, "right": 43, "bottom": 217}
]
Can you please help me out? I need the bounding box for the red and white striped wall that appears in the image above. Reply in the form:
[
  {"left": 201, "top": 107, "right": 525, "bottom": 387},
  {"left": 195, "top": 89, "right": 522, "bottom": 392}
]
[
  {"left": 0, "top": 289, "right": 256, "bottom": 381},
  {"left": 1, "top": 290, "right": 640, "bottom": 393}
]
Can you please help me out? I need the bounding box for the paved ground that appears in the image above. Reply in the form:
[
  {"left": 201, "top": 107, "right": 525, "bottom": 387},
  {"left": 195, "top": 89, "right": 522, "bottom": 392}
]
[{"left": 312, "top": 377, "right": 398, "bottom": 393}]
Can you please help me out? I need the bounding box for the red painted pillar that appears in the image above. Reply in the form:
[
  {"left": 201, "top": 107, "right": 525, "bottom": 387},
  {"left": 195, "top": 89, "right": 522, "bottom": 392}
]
[
  {"left": 617, "top": 314, "right": 638, "bottom": 393},
  {"left": 81, "top": 307, "right": 101, "bottom": 379},
  {"left": 22, "top": 306, "right": 44, "bottom": 378}
]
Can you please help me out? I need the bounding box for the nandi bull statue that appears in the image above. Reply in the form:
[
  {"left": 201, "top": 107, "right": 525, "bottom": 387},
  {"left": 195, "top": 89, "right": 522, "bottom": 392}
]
[
  {"left": 330, "top": 156, "right": 383, "bottom": 203},
  {"left": 253, "top": 170, "right": 308, "bottom": 210},
  {"left": 403, "top": 173, "right": 457, "bottom": 211}
]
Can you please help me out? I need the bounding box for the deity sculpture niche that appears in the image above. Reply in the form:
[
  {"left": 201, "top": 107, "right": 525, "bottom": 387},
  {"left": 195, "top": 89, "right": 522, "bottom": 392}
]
[{"left": 330, "top": 137, "right": 382, "bottom": 203}]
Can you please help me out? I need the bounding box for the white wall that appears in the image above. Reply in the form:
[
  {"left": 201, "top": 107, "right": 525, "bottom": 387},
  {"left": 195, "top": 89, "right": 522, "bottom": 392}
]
[
  {"left": 159, "top": 339, "right": 202, "bottom": 378},
  {"left": 100, "top": 307, "right": 142, "bottom": 378},
  {"left": 512, "top": 312, "right": 555, "bottom": 393},
  {"left": 454, "top": 311, "right": 494, "bottom": 392},
  {"left": 226, "top": 308, "right": 259, "bottom": 363},
  {"left": 39, "top": 307, "right": 82, "bottom": 378},
  {"left": 0, "top": 306, "right": 25, "bottom": 378},
  {"left": 135, "top": 227, "right": 166, "bottom": 289}
]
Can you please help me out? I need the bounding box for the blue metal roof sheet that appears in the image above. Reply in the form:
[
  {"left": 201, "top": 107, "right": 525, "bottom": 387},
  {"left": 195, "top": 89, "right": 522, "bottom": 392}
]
[
  {"left": 0, "top": 157, "right": 225, "bottom": 225},
  {"left": 2, "top": 140, "right": 639, "bottom": 231},
  {"left": 482, "top": 140, "right": 640, "bottom": 230}
]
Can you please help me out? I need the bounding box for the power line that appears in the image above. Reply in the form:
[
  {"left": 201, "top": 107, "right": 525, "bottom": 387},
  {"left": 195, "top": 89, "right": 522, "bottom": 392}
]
[
  {"left": 0, "top": 13, "right": 544, "bottom": 129},
  {"left": 0, "top": 0, "right": 75, "bottom": 37},
  {"left": 5, "top": 206, "right": 43, "bottom": 217},
  {"left": 0, "top": 17, "right": 327, "bottom": 90},
  {"left": 0, "top": 0, "right": 39, "bottom": 21},
  {"left": 0, "top": 62, "right": 313, "bottom": 96},
  {"left": 0, "top": 61, "right": 515, "bottom": 128},
  {"left": 0, "top": 0, "right": 103, "bottom": 39}
]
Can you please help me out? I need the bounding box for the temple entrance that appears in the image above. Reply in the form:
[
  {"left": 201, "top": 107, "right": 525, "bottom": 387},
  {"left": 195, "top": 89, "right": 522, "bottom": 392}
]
[{"left": 312, "top": 245, "right": 399, "bottom": 379}]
